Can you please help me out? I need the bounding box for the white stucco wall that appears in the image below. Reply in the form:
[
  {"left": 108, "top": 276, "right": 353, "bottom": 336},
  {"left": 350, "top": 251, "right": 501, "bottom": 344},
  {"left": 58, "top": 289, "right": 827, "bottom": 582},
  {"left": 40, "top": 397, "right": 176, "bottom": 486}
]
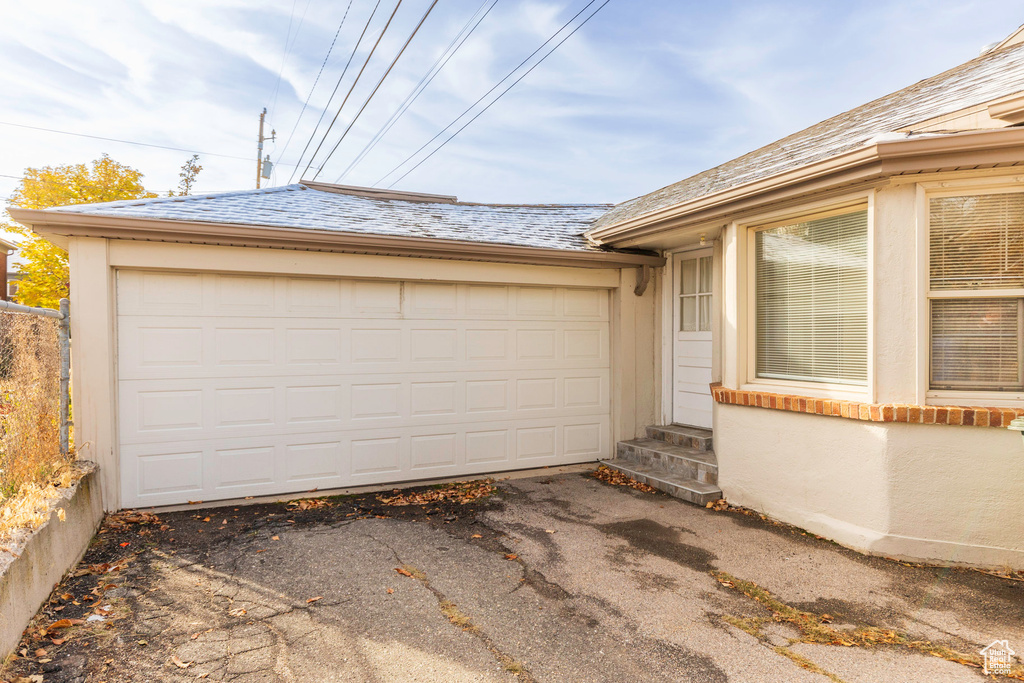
[{"left": 714, "top": 403, "right": 1024, "bottom": 569}]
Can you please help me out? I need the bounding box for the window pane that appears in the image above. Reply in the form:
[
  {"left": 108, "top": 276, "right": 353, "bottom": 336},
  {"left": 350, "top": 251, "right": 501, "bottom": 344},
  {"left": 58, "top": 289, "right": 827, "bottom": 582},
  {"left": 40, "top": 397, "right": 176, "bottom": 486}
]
[
  {"left": 681, "top": 297, "right": 696, "bottom": 331},
  {"left": 699, "top": 256, "right": 713, "bottom": 294},
  {"left": 681, "top": 259, "right": 697, "bottom": 295},
  {"left": 930, "top": 193, "right": 1024, "bottom": 290},
  {"left": 755, "top": 209, "right": 868, "bottom": 385},
  {"left": 931, "top": 298, "right": 1021, "bottom": 390},
  {"left": 699, "top": 294, "right": 712, "bottom": 332}
]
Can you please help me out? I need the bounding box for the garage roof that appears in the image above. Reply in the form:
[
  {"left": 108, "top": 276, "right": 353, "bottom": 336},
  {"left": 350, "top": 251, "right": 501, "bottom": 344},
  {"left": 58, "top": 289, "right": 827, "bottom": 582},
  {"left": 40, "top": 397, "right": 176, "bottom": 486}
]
[
  {"left": 591, "top": 37, "right": 1024, "bottom": 232},
  {"left": 42, "top": 182, "right": 612, "bottom": 254}
]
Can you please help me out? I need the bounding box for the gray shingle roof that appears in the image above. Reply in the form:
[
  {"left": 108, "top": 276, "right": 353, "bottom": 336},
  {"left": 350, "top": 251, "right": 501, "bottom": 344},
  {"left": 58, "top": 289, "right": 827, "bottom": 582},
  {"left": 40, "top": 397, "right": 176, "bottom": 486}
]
[
  {"left": 593, "top": 41, "right": 1024, "bottom": 230},
  {"left": 50, "top": 184, "right": 613, "bottom": 253}
]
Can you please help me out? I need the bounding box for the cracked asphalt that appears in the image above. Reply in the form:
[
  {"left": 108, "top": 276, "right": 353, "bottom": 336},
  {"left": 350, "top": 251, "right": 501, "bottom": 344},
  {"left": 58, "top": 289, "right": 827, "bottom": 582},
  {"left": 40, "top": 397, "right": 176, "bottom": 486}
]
[{"left": 4, "top": 468, "right": 1023, "bottom": 682}]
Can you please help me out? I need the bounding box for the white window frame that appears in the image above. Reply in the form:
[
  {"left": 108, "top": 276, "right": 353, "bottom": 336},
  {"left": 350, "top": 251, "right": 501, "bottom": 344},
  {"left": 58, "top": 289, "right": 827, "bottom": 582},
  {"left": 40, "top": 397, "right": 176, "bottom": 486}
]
[
  {"left": 919, "top": 176, "right": 1024, "bottom": 407},
  {"left": 726, "top": 192, "right": 875, "bottom": 402}
]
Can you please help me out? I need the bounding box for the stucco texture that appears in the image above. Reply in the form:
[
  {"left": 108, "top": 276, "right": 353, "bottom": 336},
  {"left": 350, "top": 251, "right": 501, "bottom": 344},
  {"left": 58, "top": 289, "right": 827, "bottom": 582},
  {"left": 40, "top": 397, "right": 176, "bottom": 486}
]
[{"left": 714, "top": 403, "right": 1024, "bottom": 569}]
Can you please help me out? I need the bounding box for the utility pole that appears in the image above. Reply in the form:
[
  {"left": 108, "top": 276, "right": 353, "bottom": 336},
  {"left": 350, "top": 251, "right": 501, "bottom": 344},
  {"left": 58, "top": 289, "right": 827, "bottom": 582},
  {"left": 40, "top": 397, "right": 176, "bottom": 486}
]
[{"left": 256, "top": 108, "right": 276, "bottom": 188}]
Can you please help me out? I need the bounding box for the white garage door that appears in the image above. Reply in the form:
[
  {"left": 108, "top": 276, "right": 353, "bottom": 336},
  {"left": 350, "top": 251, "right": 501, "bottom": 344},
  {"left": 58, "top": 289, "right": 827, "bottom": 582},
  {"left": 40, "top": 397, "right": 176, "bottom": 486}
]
[{"left": 116, "top": 270, "right": 612, "bottom": 507}]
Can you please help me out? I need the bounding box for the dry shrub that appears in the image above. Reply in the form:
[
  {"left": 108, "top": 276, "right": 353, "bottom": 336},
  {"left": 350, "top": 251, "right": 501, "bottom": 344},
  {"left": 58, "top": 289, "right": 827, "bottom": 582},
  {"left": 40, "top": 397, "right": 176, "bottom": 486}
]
[{"left": 0, "top": 311, "right": 77, "bottom": 541}]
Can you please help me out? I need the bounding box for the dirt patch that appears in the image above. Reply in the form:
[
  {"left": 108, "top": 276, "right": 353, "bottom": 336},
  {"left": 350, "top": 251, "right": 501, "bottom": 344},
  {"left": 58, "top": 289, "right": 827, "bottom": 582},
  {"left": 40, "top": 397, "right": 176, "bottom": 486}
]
[
  {"left": 0, "top": 479, "right": 504, "bottom": 682},
  {"left": 599, "top": 518, "right": 717, "bottom": 573}
]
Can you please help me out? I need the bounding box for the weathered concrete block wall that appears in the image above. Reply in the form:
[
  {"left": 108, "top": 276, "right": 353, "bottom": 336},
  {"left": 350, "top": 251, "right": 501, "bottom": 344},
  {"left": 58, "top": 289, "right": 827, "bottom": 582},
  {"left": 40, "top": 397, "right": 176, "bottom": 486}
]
[{"left": 0, "top": 466, "right": 104, "bottom": 659}]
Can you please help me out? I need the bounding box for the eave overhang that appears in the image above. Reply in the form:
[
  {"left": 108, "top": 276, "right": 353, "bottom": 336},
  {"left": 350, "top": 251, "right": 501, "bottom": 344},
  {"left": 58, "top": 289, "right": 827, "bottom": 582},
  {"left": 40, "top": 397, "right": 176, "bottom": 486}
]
[
  {"left": 6, "top": 208, "right": 665, "bottom": 270},
  {"left": 587, "top": 127, "right": 1024, "bottom": 248}
]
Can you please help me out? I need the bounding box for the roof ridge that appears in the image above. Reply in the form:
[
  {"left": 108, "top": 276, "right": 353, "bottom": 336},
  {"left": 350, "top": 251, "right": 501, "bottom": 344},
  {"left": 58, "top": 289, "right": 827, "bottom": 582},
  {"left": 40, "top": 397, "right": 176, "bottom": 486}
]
[{"left": 45, "top": 184, "right": 304, "bottom": 213}]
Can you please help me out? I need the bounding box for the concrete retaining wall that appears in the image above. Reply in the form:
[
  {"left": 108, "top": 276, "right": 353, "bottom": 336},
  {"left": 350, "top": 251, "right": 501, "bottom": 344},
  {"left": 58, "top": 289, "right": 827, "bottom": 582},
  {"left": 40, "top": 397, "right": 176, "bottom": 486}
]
[{"left": 0, "top": 464, "right": 104, "bottom": 659}]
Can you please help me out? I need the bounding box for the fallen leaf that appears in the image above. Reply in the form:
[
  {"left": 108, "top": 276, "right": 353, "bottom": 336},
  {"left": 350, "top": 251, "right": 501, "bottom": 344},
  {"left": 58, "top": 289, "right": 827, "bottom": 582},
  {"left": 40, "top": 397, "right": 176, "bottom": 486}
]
[
  {"left": 50, "top": 638, "right": 65, "bottom": 645},
  {"left": 505, "top": 554, "right": 518, "bottom": 561},
  {"left": 544, "top": 529, "right": 555, "bottom": 534},
  {"left": 386, "top": 588, "right": 394, "bottom": 594},
  {"left": 137, "top": 640, "right": 148, "bottom": 646},
  {"left": 271, "top": 536, "right": 280, "bottom": 541},
  {"left": 221, "top": 520, "right": 227, "bottom": 525},
  {"left": 188, "top": 500, "right": 203, "bottom": 505},
  {"left": 256, "top": 549, "right": 266, "bottom": 554},
  {"left": 60, "top": 593, "right": 72, "bottom": 601},
  {"left": 395, "top": 567, "right": 413, "bottom": 578},
  {"left": 46, "top": 618, "right": 82, "bottom": 630},
  {"left": 228, "top": 608, "right": 247, "bottom": 617},
  {"left": 34, "top": 648, "right": 47, "bottom": 658},
  {"left": 306, "top": 596, "right": 323, "bottom": 604},
  {"left": 56, "top": 508, "right": 66, "bottom": 522},
  {"left": 202, "top": 517, "right": 210, "bottom": 523},
  {"left": 171, "top": 655, "right": 192, "bottom": 669},
  {"left": 470, "top": 534, "right": 482, "bottom": 539},
  {"left": 119, "top": 542, "right": 130, "bottom": 547}
]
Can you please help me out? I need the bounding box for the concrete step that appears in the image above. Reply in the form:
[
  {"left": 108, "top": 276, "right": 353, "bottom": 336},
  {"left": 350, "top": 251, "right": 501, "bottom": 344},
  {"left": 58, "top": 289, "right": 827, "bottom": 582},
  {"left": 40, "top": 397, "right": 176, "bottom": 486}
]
[
  {"left": 646, "top": 424, "right": 713, "bottom": 451},
  {"left": 601, "top": 458, "right": 722, "bottom": 506},
  {"left": 617, "top": 439, "right": 718, "bottom": 485}
]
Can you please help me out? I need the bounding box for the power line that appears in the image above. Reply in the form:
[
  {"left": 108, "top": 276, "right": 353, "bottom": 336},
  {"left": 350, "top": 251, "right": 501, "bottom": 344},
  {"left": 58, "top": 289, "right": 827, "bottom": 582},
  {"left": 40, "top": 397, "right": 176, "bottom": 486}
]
[
  {"left": 267, "top": 0, "right": 314, "bottom": 124},
  {"left": 276, "top": 0, "right": 356, "bottom": 165},
  {"left": 335, "top": 0, "right": 499, "bottom": 183},
  {"left": 297, "top": 0, "right": 407, "bottom": 182},
  {"left": 287, "top": 0, "right": 386, "bottom": 184},
  {"left": 0, "top": 120, "right": 256, "bottom": 163},
  {"left": 379, "top": 0, "right": 612, "bottom": 188},
  {"left": 310, "top": 0, "right": 442, "bottom": 181}
]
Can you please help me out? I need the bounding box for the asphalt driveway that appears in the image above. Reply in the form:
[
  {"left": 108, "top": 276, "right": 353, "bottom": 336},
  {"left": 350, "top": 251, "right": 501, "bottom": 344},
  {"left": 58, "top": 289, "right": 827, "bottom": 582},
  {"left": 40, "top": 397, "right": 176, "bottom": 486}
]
[{"left": 3, "top": 466, "right": 1023, "bottom": 682}]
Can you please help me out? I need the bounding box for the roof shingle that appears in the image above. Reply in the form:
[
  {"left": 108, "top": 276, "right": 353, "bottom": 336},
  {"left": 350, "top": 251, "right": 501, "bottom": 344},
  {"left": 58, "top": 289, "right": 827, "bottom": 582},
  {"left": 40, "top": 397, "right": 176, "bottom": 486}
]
[
  {"left": 593, "top": 41, "right": 1024, "bottom": 230},
  {"left": 48, "top": 184, "right": 613, "bottom": 253}
]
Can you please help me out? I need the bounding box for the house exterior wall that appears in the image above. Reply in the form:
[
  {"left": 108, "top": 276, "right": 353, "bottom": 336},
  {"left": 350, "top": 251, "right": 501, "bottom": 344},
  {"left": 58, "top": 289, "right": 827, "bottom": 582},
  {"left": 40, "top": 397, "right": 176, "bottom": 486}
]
[
  {"left": 69, "top": 237, "right": 658, "bottom": 510},
  {"left": 706, "top": 171, "right": 1024, "bottom": 570},
  {"left": 715, "top": 403, "right": 1024, "bottom": 569}
]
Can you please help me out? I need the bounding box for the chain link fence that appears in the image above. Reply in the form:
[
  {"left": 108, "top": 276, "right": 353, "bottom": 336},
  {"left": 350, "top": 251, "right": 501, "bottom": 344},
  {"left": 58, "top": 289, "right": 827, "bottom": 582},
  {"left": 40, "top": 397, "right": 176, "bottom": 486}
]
[{"left": 0, "top": 299, "right": 71, "bottom": 503}]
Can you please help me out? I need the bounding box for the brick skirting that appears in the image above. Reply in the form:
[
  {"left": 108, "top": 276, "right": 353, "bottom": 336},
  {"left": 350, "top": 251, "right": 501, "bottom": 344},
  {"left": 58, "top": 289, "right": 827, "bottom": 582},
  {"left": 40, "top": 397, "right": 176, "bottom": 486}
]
[{"left": 709, "top": 383, "right": 1024, "bottom": 427}]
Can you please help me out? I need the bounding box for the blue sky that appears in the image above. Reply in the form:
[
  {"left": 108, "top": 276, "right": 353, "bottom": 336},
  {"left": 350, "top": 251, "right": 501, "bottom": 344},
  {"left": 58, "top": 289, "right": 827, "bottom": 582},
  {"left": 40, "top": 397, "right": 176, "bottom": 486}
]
[{"left": 0, "top": 1, "right": 1021, "bottom": 207}]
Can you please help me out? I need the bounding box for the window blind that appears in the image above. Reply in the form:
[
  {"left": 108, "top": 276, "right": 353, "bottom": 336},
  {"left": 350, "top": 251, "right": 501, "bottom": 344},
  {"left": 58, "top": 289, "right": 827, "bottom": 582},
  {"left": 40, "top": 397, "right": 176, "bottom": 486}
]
[
  {"left": 931, "top": 298, "right": 1022, "bottom": 390},
  {"left": 929, "top": 191, "right": 1024, "bottom": 392},
  {"left": 755, "top": 210, "right": 868, "bottom": 385},
  {"left": 930, "top": 193, "right": 1024, "bottom": 290}
]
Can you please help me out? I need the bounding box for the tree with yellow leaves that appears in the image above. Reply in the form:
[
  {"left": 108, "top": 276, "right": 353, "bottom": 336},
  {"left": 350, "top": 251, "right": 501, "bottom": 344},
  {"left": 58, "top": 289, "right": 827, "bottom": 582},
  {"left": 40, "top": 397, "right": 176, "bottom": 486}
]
[{"left": 4, "top": 154, "right": 158, "bottom": 309}]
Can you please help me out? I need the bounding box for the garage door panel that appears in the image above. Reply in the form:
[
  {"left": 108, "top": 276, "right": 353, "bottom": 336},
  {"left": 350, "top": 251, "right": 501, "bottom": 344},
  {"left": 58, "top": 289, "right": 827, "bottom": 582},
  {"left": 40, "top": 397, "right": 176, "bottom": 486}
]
[
  {"left": 118, "top": 274, "right": 609, "bottom": 321},
  {"left": 121, "top": 413, "right": 610, "bottom": 507},
  {"left": 118, "top": 319, "right": 607, "bottom": 381},
  {"left": 119, "top": 370, "right": 608, "bottom": 446},
  {"left": 117, "top": 271, "right": 611, "bottom": 507}
]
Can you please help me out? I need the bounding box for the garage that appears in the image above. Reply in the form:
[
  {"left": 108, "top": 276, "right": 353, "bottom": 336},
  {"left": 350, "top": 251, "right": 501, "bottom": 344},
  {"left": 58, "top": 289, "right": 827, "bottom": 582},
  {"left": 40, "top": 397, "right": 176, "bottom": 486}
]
[{"left": 116, "top": 269, "right": 612, "bottom": 507}]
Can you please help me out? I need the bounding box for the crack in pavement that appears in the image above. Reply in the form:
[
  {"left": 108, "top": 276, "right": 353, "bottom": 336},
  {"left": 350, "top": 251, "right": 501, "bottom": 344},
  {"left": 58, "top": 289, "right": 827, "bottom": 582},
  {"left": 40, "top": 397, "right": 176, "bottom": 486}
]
[{"left": 361, "top": 530, "right": 536, "bottom": 682}]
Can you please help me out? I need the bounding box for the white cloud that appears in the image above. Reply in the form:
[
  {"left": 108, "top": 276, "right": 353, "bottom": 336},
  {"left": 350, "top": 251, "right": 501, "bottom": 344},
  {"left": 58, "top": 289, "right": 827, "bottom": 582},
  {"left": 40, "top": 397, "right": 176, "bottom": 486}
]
[{"left": 0, "top": 0, "right": 1021, "bottom": 209}]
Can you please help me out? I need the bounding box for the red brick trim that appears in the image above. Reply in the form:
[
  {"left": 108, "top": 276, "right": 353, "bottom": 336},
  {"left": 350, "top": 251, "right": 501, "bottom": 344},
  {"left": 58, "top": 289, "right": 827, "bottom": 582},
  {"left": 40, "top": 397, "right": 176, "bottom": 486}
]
[{"left": 709, "top": 383, "right": 1024, "bottom": 427}]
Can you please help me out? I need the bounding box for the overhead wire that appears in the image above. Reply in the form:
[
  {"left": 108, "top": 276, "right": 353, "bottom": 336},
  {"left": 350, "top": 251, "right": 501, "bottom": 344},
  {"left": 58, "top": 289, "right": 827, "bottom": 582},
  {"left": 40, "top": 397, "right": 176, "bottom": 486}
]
[
  {"left": 310, "top": 0, "right": 442, "bottom": 181},
  {"left": 296, "top": 0, "right": 407, "bottom": 182},
  {"left": 0, "top": 120, "right": 303, "bottom": 165},
  {"left": 287, "top": 0, "right": 387, "bottom": 184},
  {"left": 276, "top": 0, "right": 356, "bottom": 166},
  {"left": 377, "top": 0, "right": 612, "bottom": 188},
  {"left": 267, "top": 0, "right": 314, "bottom": 124},
  {"left": 334, "top": 0, "right": 499, "bottom": 183}
]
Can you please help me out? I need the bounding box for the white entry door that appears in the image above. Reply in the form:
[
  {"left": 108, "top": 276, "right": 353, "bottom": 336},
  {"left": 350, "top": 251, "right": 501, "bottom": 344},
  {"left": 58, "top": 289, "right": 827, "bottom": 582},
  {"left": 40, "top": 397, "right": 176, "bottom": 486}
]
[
  {"left": 672, "top": 251, "right": 713, "bottom": 428},
  {"left": 116, "top": 270, "right": 612, "bottom": 507}
]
